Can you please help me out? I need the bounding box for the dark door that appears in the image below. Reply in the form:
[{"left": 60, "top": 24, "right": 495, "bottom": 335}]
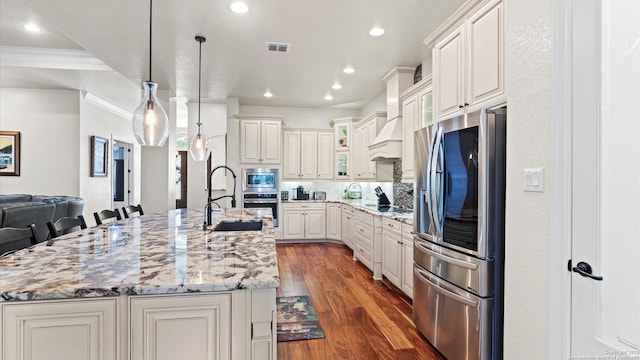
[{"left": 176, "top": 151, "right": 188, "bottom": 208}]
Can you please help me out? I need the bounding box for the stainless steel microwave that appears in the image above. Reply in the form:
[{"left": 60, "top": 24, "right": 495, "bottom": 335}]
[{"left": 242, "top": 168, "right": 279, "bottom": 193}]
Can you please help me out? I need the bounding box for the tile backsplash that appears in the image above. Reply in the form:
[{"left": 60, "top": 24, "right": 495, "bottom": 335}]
[
  {"left": 281, "top": 181, "right": 393, "bottom": 203},
  {"left": 392, "top": 160, "right": 414, "bottom": 209}
]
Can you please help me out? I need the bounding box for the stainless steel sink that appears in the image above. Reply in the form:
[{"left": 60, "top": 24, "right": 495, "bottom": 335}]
[{"left": 213, "top": 220, "right": 263, "bottom": 231}]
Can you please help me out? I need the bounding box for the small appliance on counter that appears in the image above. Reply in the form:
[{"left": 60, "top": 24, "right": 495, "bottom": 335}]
[
  {"left": 280, "top": 190, "right": 289, "bottom": 200},
  {"left": 347, "top": 183, "right": 362, "bottom": 199},
  {"left": 292, "top": 186, "right": 310, "bottom": 200},
  {"left": 313, "top": 191, "right": 326, "bottom": 200},
  {"left": 374, "top": 186, "right": 391, "bottom": 209}
]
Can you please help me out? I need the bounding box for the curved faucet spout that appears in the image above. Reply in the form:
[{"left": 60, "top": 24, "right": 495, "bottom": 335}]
[{"left": 205, "top": 165, "right": 238, "bottom": 227}]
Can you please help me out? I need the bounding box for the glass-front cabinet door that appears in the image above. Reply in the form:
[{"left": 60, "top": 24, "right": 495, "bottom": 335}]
[
  {"left": 335, "top": 152, "right": 350, "bottom": 180},
  {"left": 335, "top": 122, "right": 350, "bottom": 150},
  {"left": 420, "top": 89, "right": 433, "bottom": 127}
]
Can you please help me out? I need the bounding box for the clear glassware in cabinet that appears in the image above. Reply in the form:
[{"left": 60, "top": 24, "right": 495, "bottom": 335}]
[{"left": 335, "top": 153, "right": 349, "bottom": 179}]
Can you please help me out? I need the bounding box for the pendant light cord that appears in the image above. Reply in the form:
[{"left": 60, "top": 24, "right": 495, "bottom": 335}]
[
  {"left": 149, "top": 0, "right": 153, "bottom": 81},
  {"left": 198, "top": 38, "right": 202, "bottom": 127}
]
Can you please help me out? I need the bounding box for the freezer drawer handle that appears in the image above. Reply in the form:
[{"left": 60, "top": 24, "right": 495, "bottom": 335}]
[
  {"left": 415, "top": 241, "right": 479, "bottom": 270},
  {"left": 414, "top": 267, "right": 478, "bottom": 308}
]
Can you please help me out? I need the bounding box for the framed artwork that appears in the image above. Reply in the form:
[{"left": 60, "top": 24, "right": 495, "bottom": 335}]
[
  {"left": 0, "top": 131, "right": 20, "bottom": 176},
  {"left": 90, "top": 135, "right": 108, "bottom": 177}
]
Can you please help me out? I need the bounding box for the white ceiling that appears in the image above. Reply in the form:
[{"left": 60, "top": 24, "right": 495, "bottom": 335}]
[{"left": 0, "top": 0, "right": 466, "bottom": 113}]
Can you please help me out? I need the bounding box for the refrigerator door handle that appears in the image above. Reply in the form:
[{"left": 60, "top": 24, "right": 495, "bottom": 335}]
[
  {"left": 414, "top": 267, "right": 478, "bottom": 308},
  {"left": 429, "top": 127, "right": 444, "bottom": 237},
  {"left": 415, "top": 240, "right": 479, "bottom": 270}
]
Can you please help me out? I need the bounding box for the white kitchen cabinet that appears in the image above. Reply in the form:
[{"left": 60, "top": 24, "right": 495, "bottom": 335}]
[
  {"left": 282, "top": 202, "right": 326, "bottom": 240},
  {"left": 282, "top": 131, "right": 302, "bottom": 179},
  {"left": 282, "top": 129, "right": 333, "bottom": 180},
  {"left": 401, "top": 223, "right": 414, "bottom": 299},
  {"left": 2, "top": 298, "right": 117, "bottom": 360},
  {"left": 400, "top": 77, "right": 433, "bottom": 182},
  {"left": 326, "top": 203, "right": 341, "bottom": 240},
  {"left": 381, "top": 219, "right": 414, "bottom": 299},
  {"left": 330, "top": 117, "right": 359, "bottom": 180},
  {"left": 130, "top": 294, "right": 232, "bottom": 360},
  {"left": 352, "top": 112, "right": 392, "bottom": 181},
  {"left": 381, "top": 218, "right": 403, "bottom": 289},
  {"left": 237, "top": 116, "right": 282, "bottom": 164},
  {"left": 429, "top": 0, "right": 505, "bottom": 121},
  {"left": 282, "top": 210, "right": 305, "bottom": 238},
  {"left": 340, "top": 204, "right": 355, "bottom": 250},
  {"left": 317, "top": 131, "right": 334, "bottom": 179}
]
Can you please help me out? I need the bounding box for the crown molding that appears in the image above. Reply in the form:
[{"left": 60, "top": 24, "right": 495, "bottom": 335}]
[{"left": 0, "top": 46, "right": 112, "bottom": 71}]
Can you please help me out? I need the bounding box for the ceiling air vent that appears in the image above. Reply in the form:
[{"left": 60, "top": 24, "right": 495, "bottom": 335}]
[{"left": 266, "top": 42, "right": 290, "bottom": 53}]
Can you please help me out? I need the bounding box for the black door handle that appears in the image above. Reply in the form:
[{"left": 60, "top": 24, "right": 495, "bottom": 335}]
[{"left": 572, "top": 261, "right": 603, "bottom": 281}]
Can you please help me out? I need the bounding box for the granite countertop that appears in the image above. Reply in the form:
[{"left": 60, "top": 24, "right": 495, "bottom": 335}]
[
  {"left": 285, "top": 198, "right": 414, "bottom": 224},
  {"left": 0, "top": 208, "right": 279, "bottom": 302}
]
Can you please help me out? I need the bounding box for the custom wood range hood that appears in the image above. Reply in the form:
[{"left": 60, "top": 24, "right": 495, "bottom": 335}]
[{"left": 369, "top": 66, "right": 415, "bottom": 161}]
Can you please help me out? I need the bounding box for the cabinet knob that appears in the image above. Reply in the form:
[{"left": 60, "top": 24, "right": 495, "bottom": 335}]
[
  {"left": 464, "top": 102, "right": 469, "bottom": 106},
  {"left": 458, "top": 105, "right": 464, "bottom": 109}
]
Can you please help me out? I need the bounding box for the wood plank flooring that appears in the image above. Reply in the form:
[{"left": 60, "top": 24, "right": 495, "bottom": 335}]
[{"left": 276, "top": 242, "right": 444, "bottom": 360}]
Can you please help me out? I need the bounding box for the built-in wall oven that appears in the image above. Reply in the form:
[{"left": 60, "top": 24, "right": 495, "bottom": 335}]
[
  {"left": 413, "top": 107, "right": 506, "bottom": 360},
  {"left": 242, "top": 168, "right": 279, "bottom": 227}
]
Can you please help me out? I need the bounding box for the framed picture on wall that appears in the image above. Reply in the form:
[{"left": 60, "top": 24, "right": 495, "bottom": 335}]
[
  {"left": 90, "top": 135, "right": 108, "bottom": 177},
  {"left": 0, "top": 131, "right": 20, "bottom": 176}
]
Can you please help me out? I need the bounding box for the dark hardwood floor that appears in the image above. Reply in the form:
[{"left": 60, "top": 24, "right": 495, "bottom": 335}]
[{"left": 276, "top": 242, "right": 444, "bottom": 360}]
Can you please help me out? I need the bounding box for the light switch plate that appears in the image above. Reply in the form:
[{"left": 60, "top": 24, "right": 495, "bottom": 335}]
[{"left": 524, "top": 168, "right": 545, "bottom": 192}]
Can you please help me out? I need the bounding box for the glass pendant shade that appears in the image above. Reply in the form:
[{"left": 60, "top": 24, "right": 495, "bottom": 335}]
[
  {"left": 189, "top": 124, "right": 209, "bottom": 161},
  {"left": 133, "top": 81, "right": 169, "bottom": 146}
]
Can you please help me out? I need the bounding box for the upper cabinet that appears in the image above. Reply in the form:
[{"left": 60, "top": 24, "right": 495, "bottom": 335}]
[
  {"left": 236, "top": 115, "right": 282, "bottom": 164},
  {"left": 400, "top": 76, "right": 433, "bottom": 182},
  {"left": 330, "top": 117, "right": 360, "bottom": 180},
  {"left": 426, "top": 0, "right": 505, "bottom": 121},
  {"left": 352, "top": 112, "right": 393, "bottom": 181},
  {"left": 282, "top": 129, "right": 333, "bottom": 180}
]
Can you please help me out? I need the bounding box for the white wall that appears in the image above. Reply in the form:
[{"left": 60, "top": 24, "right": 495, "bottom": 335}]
[
  {"left": 503, "top": 0, "right": 553, "bottom": 358},
  {"left": 187, "top": 101, "right": 227, "bottom": 210},
  {"left": 0, "top": 88, "right": 80, "bottom": 196},
  {"left": 78, "top": 93, "right": 141, "bottom": 221},
  {"left": 140, "top": 98, "right": 176, "bottom": 214},
  {"left": 360, "top": 91, "right": 386, "bottom": 118}
]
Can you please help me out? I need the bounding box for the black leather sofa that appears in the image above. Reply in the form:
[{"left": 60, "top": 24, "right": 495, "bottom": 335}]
[{"left": 0, "top": 194, "right": 84, "bottom": 251}]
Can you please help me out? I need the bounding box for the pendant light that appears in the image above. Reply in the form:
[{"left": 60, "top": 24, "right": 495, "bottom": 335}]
[
  {"left": 189, "top": 35, "right": 209, "bottom": 161},
  {"left": 132, "top": 0, "right": 169, "bottom": 147}
]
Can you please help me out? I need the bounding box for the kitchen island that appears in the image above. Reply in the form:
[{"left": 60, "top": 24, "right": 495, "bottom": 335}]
[{"left": 0, "top": 208, "right": 279, "bottom": 360}]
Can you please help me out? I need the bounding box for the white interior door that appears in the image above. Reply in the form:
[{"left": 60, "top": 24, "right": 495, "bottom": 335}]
[
  {"left": 571, "top": 0, "right": 640, "bottom": 357},
  {"left": 112, "top": 139, "right": 132, "bottom": 210}
]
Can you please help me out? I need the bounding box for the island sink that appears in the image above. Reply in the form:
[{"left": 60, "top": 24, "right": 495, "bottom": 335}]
[{"left": 213, "top": 219, "right": 263, "bottom": 231}]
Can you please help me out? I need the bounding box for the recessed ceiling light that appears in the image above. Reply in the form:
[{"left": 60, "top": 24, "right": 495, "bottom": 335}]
[
  {"left": 369, "top": 27, "right": 385, "bottom": 37},
  {"left": 343, "top": 66, "right": 355, "bottom": 74},
  {"left": 324, "top": 94, "right": 333, "bottom": 101},
  {"left": 230, "top": 1, "right": 249, "bottom": 14},
  {"left": 264, "top": 90, "right": 273, "bottom": 98},
  {"left": 24, "top": 23, "right": 41, "bottom": 33},
  {"left": 332, "top": 83, "right": 342, "bottom": 90}
]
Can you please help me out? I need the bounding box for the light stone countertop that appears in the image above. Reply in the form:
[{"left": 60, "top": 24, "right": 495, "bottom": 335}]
[
  {"left": 0, "top": 208, "right": 279, "bottom": 302},
  {"left": 283, "top": 199, "right": 414, "bottom": 224}
]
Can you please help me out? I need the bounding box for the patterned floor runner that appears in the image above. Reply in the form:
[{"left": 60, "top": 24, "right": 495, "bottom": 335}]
[{"left": 276, "top": 295, "right": 326, "bottom": 342}]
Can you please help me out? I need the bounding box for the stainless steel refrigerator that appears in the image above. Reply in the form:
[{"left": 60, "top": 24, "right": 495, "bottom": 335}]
[{"left": 413, "top": 107, "right": 506, "bottom": 360}]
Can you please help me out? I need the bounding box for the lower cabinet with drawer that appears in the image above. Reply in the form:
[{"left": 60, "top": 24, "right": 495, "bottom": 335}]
[
  {"left": 282, "top": 202, "right": 326, "bottom": 240},
  {"left": 351, "top": 208, "right": 383, "bottom": 280},
  {"left": 380, "top": 218, "right": 414, "bottom": 299}
]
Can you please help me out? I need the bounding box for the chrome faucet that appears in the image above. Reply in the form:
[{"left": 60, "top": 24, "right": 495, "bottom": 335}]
[{"left": 204, "top": 165, "right": 237, "bottom": 228}]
